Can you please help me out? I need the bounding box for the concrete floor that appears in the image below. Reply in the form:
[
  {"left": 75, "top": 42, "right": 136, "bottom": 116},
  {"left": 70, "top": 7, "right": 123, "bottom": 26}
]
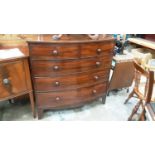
[{"left": 0, "top": 88, "right": 138, "bottom": 121}]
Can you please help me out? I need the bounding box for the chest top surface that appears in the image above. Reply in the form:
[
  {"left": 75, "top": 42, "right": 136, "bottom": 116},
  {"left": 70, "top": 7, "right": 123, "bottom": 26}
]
[{"left": 26, "top": 34, "right": 114, "bottom": 44}]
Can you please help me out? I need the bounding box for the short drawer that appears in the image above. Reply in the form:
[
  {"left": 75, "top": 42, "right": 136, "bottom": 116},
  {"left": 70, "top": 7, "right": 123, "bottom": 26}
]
[
  {"left": 33, "top": 69, "right": 109, "bottom": 92},
  {"left": 36, "top": 83, "right": 107, "bottom": 108},
  {"left": 80, "top": 42, "right": 114, "bottom": 58},
  {"left": 31, "top": 56, "right": 112, "bottom": 77},
  {"left": 29, "top": 43, "right": 80, "bottom": 59}
]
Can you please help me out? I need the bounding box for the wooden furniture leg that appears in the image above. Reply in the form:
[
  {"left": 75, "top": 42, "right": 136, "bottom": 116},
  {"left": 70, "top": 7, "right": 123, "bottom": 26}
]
[
  {"left": 8, "top": 99, "right": 15, "bottom": 104},
  {"left": 29, "top": 92, "right": 36, "bottom": 118},
  {"left": 101, "top": 94, "right": 106, "bottom": 104},
  {"left": 38, "top": 108, "right": 43, "bottom": 120},
  {"left": 124, "top": 90, "right": 134, "bottom": 104},
  {"left": 128, "top": 100, "right": 142, "bottom": 121}
]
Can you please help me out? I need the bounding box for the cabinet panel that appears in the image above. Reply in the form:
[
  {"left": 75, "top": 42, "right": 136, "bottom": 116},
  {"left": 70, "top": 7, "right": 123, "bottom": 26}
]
[{"left": 0, "top": 60, "right": 27, "bottom": 99}]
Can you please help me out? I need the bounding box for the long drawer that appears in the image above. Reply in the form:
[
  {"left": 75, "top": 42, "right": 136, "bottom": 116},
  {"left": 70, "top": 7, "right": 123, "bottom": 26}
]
[
  {"left": 31, "top": 56, "right": 112, "bottom": 77},
  {"left": 29, "top": 42, "right": 114, "bottom": 60},
  {"left": 36, "top": 83, "right": 107, "bottom": 108},
  {"left": 33, "top": 69, "right": 109, "bottom": 92}
]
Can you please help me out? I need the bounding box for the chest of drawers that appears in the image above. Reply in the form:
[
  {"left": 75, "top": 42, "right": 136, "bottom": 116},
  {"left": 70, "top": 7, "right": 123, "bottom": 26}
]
[{"left": 28, "top": 35, "right": 115, "bottom": 119}]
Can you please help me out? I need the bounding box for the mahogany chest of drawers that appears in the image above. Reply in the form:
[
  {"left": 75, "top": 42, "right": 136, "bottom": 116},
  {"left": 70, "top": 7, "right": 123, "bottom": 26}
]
[{"left": 28, "top": 35, "right": 115, "bottom": 119}]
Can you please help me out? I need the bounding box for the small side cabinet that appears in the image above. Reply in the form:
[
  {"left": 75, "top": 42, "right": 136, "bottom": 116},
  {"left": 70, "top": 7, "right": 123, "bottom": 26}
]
[
  {"left": 0, "top": 49, "right": 35, "bottom": 118},
  {"left": 108, "top": 55, "right": 135, "bottom": 94}
]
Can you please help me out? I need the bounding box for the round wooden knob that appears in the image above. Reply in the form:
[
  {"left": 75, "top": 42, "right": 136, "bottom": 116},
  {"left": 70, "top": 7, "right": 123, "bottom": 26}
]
[
  {"left": 92, "top": 89, "right": 97, "bottom": 94},
  {"left": 55, "top": 97, "right": 60, "bottom": 101},
  {"left": 52, "top": 50, "right": 58, "bottom": 55},
  {"left": 96, "top": 48, "right": 102, "bottom": 54},
  {"left": 55, "top": 81, "right": 60, "bottom": 86},
  {"left": 96, "top": 61, "right": 101, "bottom": 66},
  {"left": 94, "top": 75, "right": 99, "bottom": 80},
  {"left": 3, "top": 78, "right": 10, "bottom": 85},
  {"left": 53, "top": 65, "right": 59, "bottom": 71}
]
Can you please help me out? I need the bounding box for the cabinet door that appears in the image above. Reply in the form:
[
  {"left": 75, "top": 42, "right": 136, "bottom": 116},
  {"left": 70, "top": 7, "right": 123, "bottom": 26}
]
[{"left": 0, "top": 60, "right": 27, "bottom": 99}]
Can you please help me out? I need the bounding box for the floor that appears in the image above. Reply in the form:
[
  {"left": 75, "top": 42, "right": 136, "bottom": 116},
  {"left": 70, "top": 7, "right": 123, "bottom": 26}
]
[{"left": 0, "top": 88, "right": 138, "bottom": 121}]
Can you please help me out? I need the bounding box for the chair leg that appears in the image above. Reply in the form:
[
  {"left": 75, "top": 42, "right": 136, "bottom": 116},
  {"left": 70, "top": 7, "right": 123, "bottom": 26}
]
[
  {"left": 139, "top": 109, "right": 146, "bottom": 121},
  {"left": 124, "top": 90, "right": 134, "bottom": 104},
  {"left": 128, "top": 100, "right": 142, "bottom": 121}
]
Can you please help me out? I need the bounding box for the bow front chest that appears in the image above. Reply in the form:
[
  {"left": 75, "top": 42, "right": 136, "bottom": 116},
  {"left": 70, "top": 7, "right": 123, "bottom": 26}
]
[{"left": 28, "top": 35, "right": 115, "bottom": 119}]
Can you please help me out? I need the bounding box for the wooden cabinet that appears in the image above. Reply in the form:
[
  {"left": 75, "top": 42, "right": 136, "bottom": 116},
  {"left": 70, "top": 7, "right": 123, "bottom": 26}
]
[
  {"left": 28, "top": 35, "right": 115, "bottom": 119},
  {"left": 0, "top": 50, "right": 35, "bottom": 118},
  {"left": 108, "top": 55, "right": 135, "bottom": 93}
]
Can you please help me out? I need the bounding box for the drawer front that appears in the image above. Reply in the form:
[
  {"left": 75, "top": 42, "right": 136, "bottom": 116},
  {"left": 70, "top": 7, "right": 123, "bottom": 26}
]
[
  {"left": 31, "top": 56, "right": 112, "bottom": 77},
  {"left": 0, "top": 60, "right": 27, "bottom": 99},
  {"left": 36, "top": 83, "right": 107, "bottom": 108},
  {"left": 80, "top": 42, "right": 114, "bottom": 58},
  {"left": 29, "top": 43, "right": 80, "bottom": 59},
  {"left": 33, "top": 69, "right": 109, "bottom": 92}
]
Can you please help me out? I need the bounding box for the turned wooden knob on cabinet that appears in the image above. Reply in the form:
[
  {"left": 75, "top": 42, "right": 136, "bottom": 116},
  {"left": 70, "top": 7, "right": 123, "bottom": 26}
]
[
  {"left": 54, "top": 81, "right": 60, "bottom": 86},
  {"left": 55, "top": 97, "right": 61, "bottom": 101},
  {"left": 94, "top": 75, "right": 99, "bottom": 80},
  {"left": 52, "top": 50, "right": 59, "bottom": 56},
  {"left": 3, "top": 78, "right": 10, "bottom": 85},
  {"left": 96, "top": 48, "right": 102, "bottom": 54},
  {"left": 92, "top": 89, "right": 97, "bottom": 94},
  {"left": 53, "top": 65, "right": 59, "bottom": 71},
  {"left": 96, "top": 61, "right": 101, "bottom": 67}
]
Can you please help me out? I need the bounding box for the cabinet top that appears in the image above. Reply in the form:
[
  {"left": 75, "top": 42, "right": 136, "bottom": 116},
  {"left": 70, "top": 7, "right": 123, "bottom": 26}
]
[
  {"left": 0, "top": 48, "right": 27, "bottom": 62},
  {"left": 26, "top": 34, "right": 114, "bottom": 44}
]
